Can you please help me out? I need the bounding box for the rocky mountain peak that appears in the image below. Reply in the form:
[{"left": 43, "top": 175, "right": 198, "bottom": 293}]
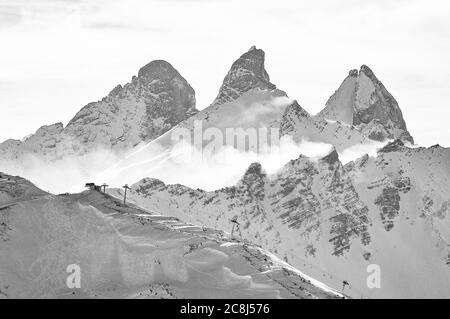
[
  {"left": 320, "top": 147, "right": 340, "bottom": 166},
  {"left": 137, "top": 60, "right": 181, "bottom": 81},
  {"left": 359, "top": 64, "right": 374, "bottom": 77},
  {"left": 378, "top": 139, "right": 406, "bottom": 153},
  {"left": 233, "top": 46, "right": 268, "bottom": 80},
  {"left": 133, "top": 177, "right": 166, "bottom": 193},
  {"left": 211, "top": 46, "right": 276, "bottom": 106},
  {"left": 236, "top": 162, "right": 267, "bottom": 202},
  {"left": 318, "top": 65, "right": 413, "bottom": 144},
  {"left": 243, "top": 162, "right": 265, "bottom": 177},
  {"left": 349, "top": 69, "right": 359, "bottom": 77},
  {"left": 15, "top": 59, "right": 199, "bottom": 159},
  {"left": 239, "top": 163, "right": 266, "bottom": 185},
  {"left": 279, "top": 100, "right": 312, "bottom": 136},
  {"left": 36, "top": 122, "right": 64, "bottom": 134}
]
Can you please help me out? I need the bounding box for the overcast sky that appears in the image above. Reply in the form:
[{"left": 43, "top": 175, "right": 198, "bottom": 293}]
[{"left": 0, "top": 0, "right": 449, "bottom": 146}]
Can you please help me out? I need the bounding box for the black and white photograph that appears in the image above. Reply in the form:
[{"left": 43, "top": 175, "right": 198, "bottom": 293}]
[{"left": 0, "top": 0, "right": 449, "bottom": 305}]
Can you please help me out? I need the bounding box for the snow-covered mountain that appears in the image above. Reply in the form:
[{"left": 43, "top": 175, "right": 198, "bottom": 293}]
[
  {"left": 280, "top": 64, "right": 417, "bottom": 151},
  {"left": 114, "top": 140, "right": 450, "bottom": 298},
  {"left": 0, "top": 46, "right": 407, "bottom": 192},
  {"left": 0, "top": 60, "right": 197, "bottom": 192},
  {"left": 64, "top": 60, "right": 197, "bottom": 154},
  {"left": 81, "top": 46, "right": 303, "bottom": 190},
  {"left": 89, "top": 47, "right": 394, "bottom": 190},
  {"left": 1, "top": 46, "right": 449, "bottom": 299},
  {"left": 0, "top": 60, "right": 196, "bottom": 162},
  {"left": 317, "top": 65, "right": 413, "bottom": 143},
  {"left": 211, "top": 45, "right": 277, "bottom": 107},
  {"left": 0, "top": 172, "right": 342, "bottom": 299},
  {"left": 173, "top": 45, "right": 294, "bottom": 146}
]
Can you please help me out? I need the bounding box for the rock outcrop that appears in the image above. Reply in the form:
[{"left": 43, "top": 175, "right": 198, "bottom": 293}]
[{"left": 318, "top": 65, "right": 413, "bottom": 143}]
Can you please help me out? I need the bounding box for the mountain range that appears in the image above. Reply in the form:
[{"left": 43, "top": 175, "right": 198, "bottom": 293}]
[{"left": 1, "top": 46, "right": 449, "bottom": 298}]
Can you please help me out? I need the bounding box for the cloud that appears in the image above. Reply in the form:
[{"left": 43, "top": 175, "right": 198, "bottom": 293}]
[
  {"left": 83, "top": 133, "right": 333, "bottom": 192},
  {"left": 338, "top": 140, "right": 388, "bottom": 165},
  {"left": 0, "top": 4, "right": 23, "bottom": 28},
  {"left": 0, "top": 147, "right": 120, "bottom": 193}
]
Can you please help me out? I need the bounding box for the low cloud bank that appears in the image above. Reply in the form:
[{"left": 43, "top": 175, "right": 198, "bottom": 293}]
[
  {"left": 89, "top": 136, "right": 333, "bottom": 192},
  {"left": 0, "top": 148, "right": 120, "bottom": 193},
  {"left": 338, "top": 140, "right": 388, "bottom": 164},
  {"left": 1, "top": 134, "right": 387, "bottom": 194}
]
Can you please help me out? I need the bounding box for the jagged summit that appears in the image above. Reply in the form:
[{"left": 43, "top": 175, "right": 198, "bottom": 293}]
[
  {"left": 0, "top": 59, "right": 198, "bottom": 163},
  {"left": 317, "top": 65, "right": 413, "bottom": 144},
  {"left": 240, "top": 162, "right": 267, "bottom": 184},
  {"left": 378, "top": 139, "right": 406, "bottom": 153},
  {"left": 347, "top": 65, "right": 379, "bottom": 78},
  {"left": 243, "top": 162, "right": 265, "bottom": 178},
  {"left": 211, "top": 46, "right": 277, "bottom": 106},
  {"left": 320, "top": 147, "right": 340, "bottom": 165},
  {"left": 234, "top": 46, "right": 268, "bottom": 80},
  {"left": 138, "top": 60, "right": 182, "bottom": 80},
  {"left": 359, "top": 64, "right": 373, "bottom": 76},
  {"left": 347, "top": 65, "right": 378, "bottom": 78},
  {"left": 62, "top": 58, "right": 197, "bottom": 153},
  {"left": 348, "top": 69, "right": 359, "bottom": 77}
]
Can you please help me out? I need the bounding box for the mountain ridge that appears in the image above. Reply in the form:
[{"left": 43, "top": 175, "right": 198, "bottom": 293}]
[
  {"left": 116, "top": 140, "right": 450, "bottom": 298},
  {"left": 1, "top": 59, "right": 196, "bottom": 157}
]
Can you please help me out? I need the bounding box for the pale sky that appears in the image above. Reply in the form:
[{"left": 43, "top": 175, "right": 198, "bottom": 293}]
[{"left": 0, "top": 0, "right": 449, "bottom": 146}]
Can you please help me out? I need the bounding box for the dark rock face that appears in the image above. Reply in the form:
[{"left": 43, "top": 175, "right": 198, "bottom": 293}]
[
  {"left": 136, "top": 60, "right": 197, "bottom": 136},
  {"left": 318, "top": 153, "right": 371, "bottom": 256},
  {"left": 354, "top": 66, "right": 405, "bottom": 125},
  {"left": 134, "top": 178, "right": 167, "bottom": 193},
  {"left": 0, "top": 59, "right": 197, "bottom": 163},
  {"left": 131, "top": 150, "right": 372, "bottom": 261},
  {"left": 239, "top": 163, "right": 266, "bottom": 202},
  {"left": 373, "top": 176, "right": 411, "bottom": 231},
  {"left": 378, "top": 139, "right": 406, "bottom": 153},
  {"left": 355, "top": 65, "right": 413, "bottom": 143},
  {"left": 211, "top": 46, "right": 277, "bottom": 106},
  {"left": 66, "top": 59, "right": 197, "bottom": 148},
  {"left": 318, "top": 65, "right": 414, "bottom": 144},
  {"left": 344, "top": 154, "right": 369, "bottom": 173},
  {"left": 270, "top": 160, "right": 321, "bottom": 231},
  {"left": 321, "top": 148, "right": 340, "bottom": 167},
  {"left": 231, "top": 163, "right": 267, "bottom": 219},
  {"left": 375, "top": 187, "right": 400, "bottom": 231},
  {"left": 279, "top": 101, "right": 311, "bottom": 135}
]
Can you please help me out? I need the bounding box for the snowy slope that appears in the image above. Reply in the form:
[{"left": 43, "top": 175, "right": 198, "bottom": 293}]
[
  {"left": 0, "top": 179, "right": 342, "bottom": 299},
  {"left": 0, "top": 172, "right": 48, "bottom": 206},
  {"left": 116, "top": 141, "right": 450, "bottom": 298}
]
